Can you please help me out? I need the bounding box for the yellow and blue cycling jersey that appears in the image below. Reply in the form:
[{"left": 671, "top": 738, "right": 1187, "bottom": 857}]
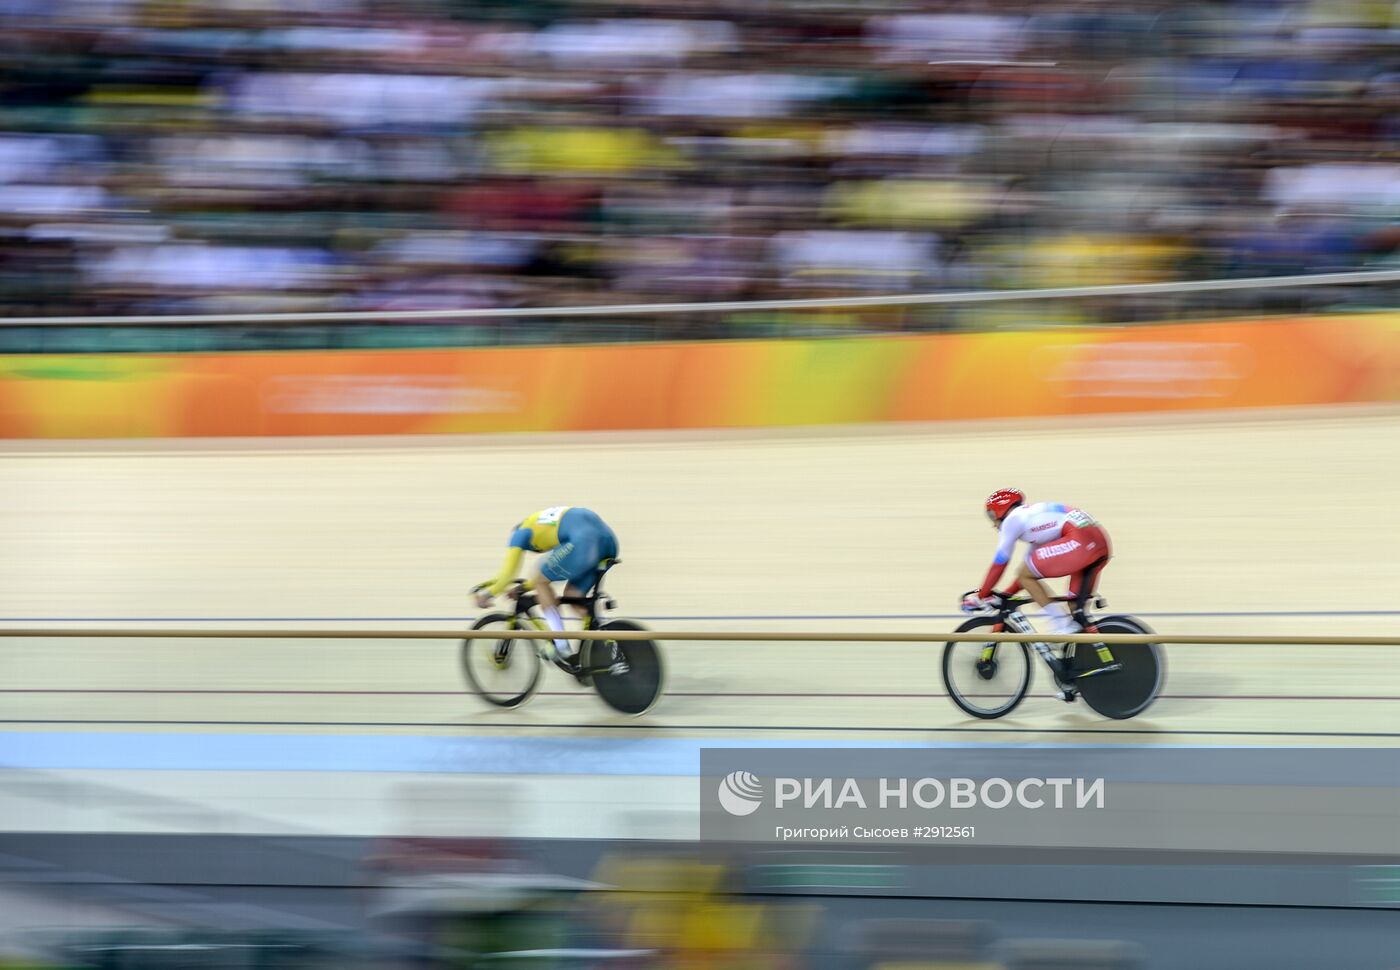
[{"left": 481, "top": 506, "right": 618, "bottom": 596}]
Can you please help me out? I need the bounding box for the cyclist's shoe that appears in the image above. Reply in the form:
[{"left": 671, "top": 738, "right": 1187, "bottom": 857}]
[
  {"left": 582, "top": 643, "right": 630, "bottom": 676},
  {"left": 1049, "top": 656, "right": 1079, "bottom": 701},
  {"left": 554, "top": 653, "right": 592, "bottom": 684}
]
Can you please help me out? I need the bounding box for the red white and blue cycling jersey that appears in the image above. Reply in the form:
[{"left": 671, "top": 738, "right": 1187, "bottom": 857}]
[{"left": 978, "top": 502, "right": 1110, "bottom": 599}]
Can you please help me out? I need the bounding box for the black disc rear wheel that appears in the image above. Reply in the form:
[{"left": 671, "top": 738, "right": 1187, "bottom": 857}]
[
  {"left": 1070, "top": 617, "right": 1165, "bottom": 720},
  {"left": 583, "top": 619, "right": 664, "bottom": 716}
]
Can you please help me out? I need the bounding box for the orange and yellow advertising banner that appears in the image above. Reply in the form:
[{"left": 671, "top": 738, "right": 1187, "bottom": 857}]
[{"left": 0, "top": 314, "right": 1395, "bottom": 439}]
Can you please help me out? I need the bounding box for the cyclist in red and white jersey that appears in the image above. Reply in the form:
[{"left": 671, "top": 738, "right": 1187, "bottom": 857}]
[{"left": 962, "top": 488, "right": 1112, "bottom": 635}]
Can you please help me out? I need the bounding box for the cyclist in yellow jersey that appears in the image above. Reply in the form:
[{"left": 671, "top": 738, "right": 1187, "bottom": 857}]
[{"left": 473, "top": 506, "right": 619, "bottom": 662}]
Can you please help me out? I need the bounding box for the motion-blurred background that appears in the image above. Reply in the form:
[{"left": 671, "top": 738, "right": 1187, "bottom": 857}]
[
  {"left": 1, "top": 1, "right": 1399, "bottom": 968},
  {"left": 2, "top": 0, "right": 1400, "bottom": 344}
]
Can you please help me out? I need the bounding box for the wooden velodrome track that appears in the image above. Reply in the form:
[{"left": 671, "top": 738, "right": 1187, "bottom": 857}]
[
  {"left": 0, "top": 405, "right": 1394, "bottom": 834},
  {"left": 1, "top": 407, "right": 1399, "bottom": 838},
  {"left": 2, "top": 414, "right": 1400, "bottom": 963}
]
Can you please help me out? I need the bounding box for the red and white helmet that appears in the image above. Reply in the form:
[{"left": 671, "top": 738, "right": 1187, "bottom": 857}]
[{"left": 985, "top": 487, "right": 1025, "bottom": 524}]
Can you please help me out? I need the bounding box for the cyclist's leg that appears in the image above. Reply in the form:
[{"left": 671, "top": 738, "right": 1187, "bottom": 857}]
[
  {"left": 1067, "top": 525, "right": 1111, "bottom": 613},
  {"left": 539, "top": 530, "right": 606, "bottom": 662},
  {"left": 1014, "top": 550, "right": 1073, "bottom": 632},
  {"left": 1015, "top": 561, "right": 1055, "bottom": 610},
  {"left": 559, "top": 516, "right": 615, "bottom": 608},
  {"left": 528, "top": 563, "right": 573, "bottom": 660},
  {"left": 1023, "top": 526, "right": 1108, "bottom": 633},
  {"left": 1069, "top": 555, "right": 1109, "bottom": 617},
  {"left": 560, "top": 581, "right": 588, "bottom": 628},
  {"left": 1013, "top": 555, "right": 1077, "bottom": 688}
]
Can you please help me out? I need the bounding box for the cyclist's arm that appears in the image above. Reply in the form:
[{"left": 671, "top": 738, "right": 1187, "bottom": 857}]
[
  {"left": 481, "top": 528, "right": 533, "bottom": 596},
  {"left": 977, "top": 523, "right": 1020, "bottom": 598}
]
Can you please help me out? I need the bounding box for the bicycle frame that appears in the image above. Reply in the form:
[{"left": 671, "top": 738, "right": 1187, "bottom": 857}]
[
  {"left": 975, "top": 595, "right": 1119, "bottom": 682},
  {"left": 503, "top": 561, "right": 621, "bottom": 656}
]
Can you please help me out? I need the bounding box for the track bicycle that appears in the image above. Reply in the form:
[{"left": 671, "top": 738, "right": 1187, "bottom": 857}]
[
  {"left": 943, "top": 592, "right": 1165, "bottom": 720},
  {"left": 463, "top": 560, "right": 664, "bottom": 716}
]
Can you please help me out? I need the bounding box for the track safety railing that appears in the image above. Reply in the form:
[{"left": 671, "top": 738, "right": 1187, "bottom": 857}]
[{"left": 0, "top": 628, "right": 1394, "bottom": 646}]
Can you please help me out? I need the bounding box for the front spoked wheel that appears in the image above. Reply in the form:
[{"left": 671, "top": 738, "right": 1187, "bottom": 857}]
[
  {"left": 583, "top": 619, "right": 665, "bottom": 716},
  {"left": 942, "top": 615, "right": 1032, "bottom": 719},
  {"left": 1069, "top": 616, "right": 1166, "bottom": 720},
  {"left": 461, "top": 613, "right": 543, "bottom": 709}
]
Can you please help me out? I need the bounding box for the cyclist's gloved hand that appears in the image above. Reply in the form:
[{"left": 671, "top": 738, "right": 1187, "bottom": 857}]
[
  {"left": 960, "top": 593, "right": 990, "bottom": 613},
  {"left": 473, "top": 586, "right": 494, "bottom": 610}
]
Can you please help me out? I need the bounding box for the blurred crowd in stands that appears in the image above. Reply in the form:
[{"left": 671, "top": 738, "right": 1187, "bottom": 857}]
[
  {"left": 4, "top": 841, "right": 1147, "bottom": 969},
  {"left": 0, "top": 0, "right": 1398, "bottom": 340}
]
